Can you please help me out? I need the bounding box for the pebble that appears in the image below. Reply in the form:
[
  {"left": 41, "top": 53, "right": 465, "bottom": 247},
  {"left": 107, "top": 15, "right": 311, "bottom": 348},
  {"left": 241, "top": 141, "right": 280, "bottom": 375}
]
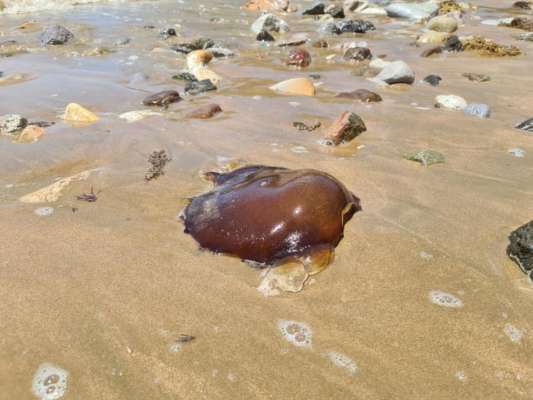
[
  {"left": 423, "top": 74, "right": 442, "bottom": 86},
  {"left": 286, "top": 48, "right": 312, "bottom": 67},
  {"left": 443, "top": 35, "right": 464, "bottom": 52},
  {"left": 302, "top": 3, "right": 325, "bottom": 15},
  {"left": 463, "top": 72, "right": 490, "bottom": 82},
  {"left": 325, "top": 111, "right": 367, "bottom": 145},
  {"left": 435, "top": 95, "right": 467, "bottom": 110},
  {"left": 63, "top": 103, "right": 99, "bottom": 123},
  {"left": 429, "top": 290, "right": 463, "bottom": 308},
  {"left": 142, "top": 90, "right": 182, "bottom": 107},
  {"left": 336, "top": 88, "right": 382, "bottom": 102},
  {"left": 464, "top": 103, "right": 491, "bottom": 118},
  {"left": 251, "top": 13, "right": 289, "bottom": 34},
  {"left": 426, "top": 15, "right": 459, "bottom": 33},
  {"left": 385, "top": 1, "right": 439, "bottom": 21},
  {"left": 343, "top": 46, "right": 372, "bottom": 61},
  {"left": 514, "top": 117, "right": 533, "bottom": 133},
  {"left": 318, "top": 21, "right": 341, "bottom": 36},
  {"left": 420, "top": 46, "right": 443, "bottom": 57},
  {"left": 119, "top": 110, "right": 162, "bottom": 123},
  {"left": 0, "top": 114, "right": 28, "bottom": 135},
  {"left": 507, "top": 220, "right": 533, "bottom": 277},
  {"left": 373, "top": 60, "right": 415, "bottom": 85},
  {"left": 277, "top": 33, "right": 309, "bottom": 47},
  {"left": 337, "top": 19, "right": 376, "bottom": 33},
  {"left": 185, "top": 79, "right": 217, "bottom": 95},
  {"left": 269, "top": 77, "right": 316, "bottom": 96},
  {"left": 186, "top": 104, "right": 222, "bottom": 119},
  {"left": 406, "top": 150, "right": 445, "bottom": 166},
  {"left": 39, "top": 25, "right": 74, "bottom": 45}
]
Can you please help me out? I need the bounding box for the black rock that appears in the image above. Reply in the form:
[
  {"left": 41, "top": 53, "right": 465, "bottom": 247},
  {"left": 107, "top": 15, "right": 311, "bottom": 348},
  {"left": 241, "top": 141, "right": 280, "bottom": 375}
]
[
  {"left": 515, "top": 117, "right": 533, "bottom": 133},
  {"left": 326, "top": 4, "right": 345, "bottom": 18},
  {"left": 443, "top": 35, "right": 463, "bottom": 52},
  {"left": 256, "top": 30, "right": 275, "bottom": 42},
  {"left": 171, "top": 38, "right": 215, "bottom": 54},
  {"left": 303, "top": 3, "right": 326, "bottom": 15},
  {"left": 423, "top": 74, "right": 442, "bottom": 86},
  {"left": 172, "top": 72, "right": 198, "bottom": 82},
  {"left": 507, "top": 221, "right": 533, "bottom": 279},
  {"left": 142, "top": 90, "right": 182, "bottom": 107},
  {"left": 185, "top": 79, "right": 217, "bottom": 95},
  {"left": 160, "top": 28, "right": 177, "bottom": 39},
  {"left": 39, "top": 25, "right": 74, "bottom": 46},
  {"left": 337, "top": 20, "right": 376, "bottom": 34}
]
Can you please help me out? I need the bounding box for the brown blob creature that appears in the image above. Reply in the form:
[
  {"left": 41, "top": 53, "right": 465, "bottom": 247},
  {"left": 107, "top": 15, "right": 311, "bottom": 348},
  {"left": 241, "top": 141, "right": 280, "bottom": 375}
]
[{"left": 182, "top": 166, "right": 361, "bottom": 269}]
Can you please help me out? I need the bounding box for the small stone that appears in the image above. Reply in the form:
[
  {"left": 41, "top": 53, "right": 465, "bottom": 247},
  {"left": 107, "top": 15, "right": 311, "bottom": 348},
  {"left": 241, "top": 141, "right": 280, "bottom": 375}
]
[
  {"left": 251, "top": 13, "right": 290, "bottom": 34},
  {"left": 464, "top": 103, "right": 491, "bottom": 118},
  {"left": 17, "top": 125, "right": 44, "bottom": 143},
  {"left": 0, "top": 114, "right": 28, "bottom": 135},
  {"left": 336, "top": 88, "right": 382, "bottom": 102},
  {"left": 39, "top": 25, "right": 74, "bottom": 45},
  {"left": 318, "top": 22, "right": 341, "bottom": 35},
  {"left": 420, "top": 46, "right": 443, "bottom": 57},
  {"left": 405, "top": 150, "right": 445, "bottom": 167},
  {"left": 513, "top": 1, "right": 531, "bottom": 9},
  {"left": 344, "top": 0, "right": 369, "bottom": 13},
  {"left": 423, "top": 74, "right": 442, "bottom": 86},
  {"left": 373, "top": 60, "right": 415, "bottom": 85},
  {"left": 416, "top": 31, "right": 450, "bottom": 45},
  {"left": 515, "top": 117, "right": 533, "bottom": 133},
  {"left": 186, "top": 104, "right": 222, "bottom": 119},
  {"left": 142, "top": 90, "right": 182, "bottom": 107},
  {"left": 462, "top": 73, "right": 490, "bottom": 82},
  {"left": 337, "top": 19, "right": 376, "bottom": 33},
  {"left": 172, "top": 72, "right": 198, "bottom": 82},
  {"left": 63, "top": 103, "right": 99, "bottom": 123},
  {"left": 302, "top": 3, "right": 326, "bottom": 15},
  {"left": 385, "top": 1, "right": 439, "bottom": 21},
  {"left": 257, "top": 30, "right": 275, "bottom": 41},
  {"left": 119, "top": 110, "right": 162, "bottom": 123},
  {"left": 185, "top": 79, "right": 217, "bottom": 95},
  {"left": 326, "top": 4, "right": 345, "bottom": 18},
  {"left": 343, "top": 47, "right": 372, "bottom": 61},
  {"left": 507, "top": 221, "right": 533, "bottom": 278},
  {"left": 269, "top": 77, "right": 316, "bottom": 96},
  {"left": 325, "top": 111, "right": 367, "bottom": 145},
  {"left": 435, "top": 95, "right": 467, "bottom": 110},
  {"left": 443, "top": 35, "right": 464, "bottom": 52},
  {"left": 286, "top": 48, "right": 312, "bottom": 67},
  {"left": 426, "top": 16, "right": 458, "bottom": 33}
]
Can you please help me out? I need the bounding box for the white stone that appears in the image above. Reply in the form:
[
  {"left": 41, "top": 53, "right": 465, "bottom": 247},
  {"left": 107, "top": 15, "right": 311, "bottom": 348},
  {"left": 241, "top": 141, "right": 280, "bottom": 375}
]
[{"left": 435, "top": 95, "right": 468, "bottom": 111}]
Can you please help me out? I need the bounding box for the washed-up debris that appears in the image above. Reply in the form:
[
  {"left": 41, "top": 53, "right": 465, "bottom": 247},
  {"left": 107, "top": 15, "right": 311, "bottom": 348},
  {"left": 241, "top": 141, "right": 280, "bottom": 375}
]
[
  {"left": 405, "top": 150, "right": 445, "bottom": 167},
  {"left": 462, "top": 73, "right": 490, "bottom": 82},
  {"left": 145, "top": 150, "right": 171, "bottom": 181},
  {"left": 515, "top": 117, "right": 533, "bottom": 133},
  {"left": 292, "top": 121, "right": 321, "bottom": 131},
  {"left": 77, "top": 186, "right": 98, "bottom": 202},
  {"left": 462, "top": 37, "right": 521, "bottom": 56}
]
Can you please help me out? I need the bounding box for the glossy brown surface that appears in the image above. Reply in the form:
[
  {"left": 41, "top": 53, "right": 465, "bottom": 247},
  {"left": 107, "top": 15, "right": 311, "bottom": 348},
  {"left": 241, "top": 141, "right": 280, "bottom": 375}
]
[{"left": 183, "top": 166, "right": 361, "bottom": 265}]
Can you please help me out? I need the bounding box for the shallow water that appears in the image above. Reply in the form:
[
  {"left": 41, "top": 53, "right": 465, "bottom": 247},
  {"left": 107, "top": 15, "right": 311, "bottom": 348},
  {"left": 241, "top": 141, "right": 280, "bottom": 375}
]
[{"left": 1, "top": 0, "right": 533, "bottom": 399}]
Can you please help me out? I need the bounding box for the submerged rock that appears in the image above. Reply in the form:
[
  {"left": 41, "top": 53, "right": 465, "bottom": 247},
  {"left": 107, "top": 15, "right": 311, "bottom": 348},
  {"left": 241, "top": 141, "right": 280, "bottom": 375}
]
[
  {"left": 182, "top": 165, "right": 361, "bottom": 267},
  {"left": 270, "top": 77, "right": 316, "bottom": 96},
  {"left": 464, "top": 103, "right": 491, "bottom": 118},
  {"left": 507, "top": 221, "right": 533, "bottom": 279},
  {"left": 336, "top": 88, "right": 382, "bottom": 102},
  {"left": 385, "top": 1, "right": 439, "bottom": 21},
  {"left": 142, "top": 90, "right": 182, "bottom": 107},
  {"left": 420, "top": 45, "right": 443, "bottom": 57},
  {"left": 337, "top": 19, "right": 376, "bottom": 33},
  {"left": 513, "top": 1, "right": 532, "bottom": 9},
  {"left": 303, "top": 3, "right": 326, "bottom": 15},
  {"left": 435, "top": 95, "right": 467, "bottom": 110},
  {"left": 185, "top": 79, "right": 217, "bottom": 95},
  {"left": 251, "top": 13, "right": 290, "bottom": 34},
  {"left": 515, "top": 118, "right": 533, "bottom": 133},
  {"left": 0, "top": 114, "right": 28, "bottom": 135},
  {"left": 325, "top": 111, "right": 367, "bottom": 145},
  {"left": 63, "top": 103, "right": 99, "bottom": 124},
  {"left": 256, "top": 30, "right": 275, "bottom": 41},
  {"left": 20, "top": 170, "right": 95, "bottom": 203},
  {"left": 417, "top": 31, "right": 450, "bottom": 45},
  {"left": 186, "top": 104, "right": 222, "bottom": 119},
  {"left": 286, "top": 48, "right": 312, "bottom": 67},
  {"left": 423, "top": 74, "right": 442, "bottom": 86},
  {"left": 39, "top": 25, "right": 74, "bottom": 45},
  {"left": 443, "top": 35, "right": 464, "bottom": 52},
  {"left": 172, "top": 38, "right": 215, "bottom": 54},
  {"left": 343, "top": 46, "right": 372, "bottom": 61},
  {"left": 405, "top": 150, "right": 445, "bottom": 167},
  {"left": 462, "top": 72, "right": 490, "bottom": 82},
  {"left": 373, "top": 60, "right": 415, "bottom": 84},
  {"left": 326, "top": 4, "right": 345, "bottom": 18},
  {"left": 426, "top": 15, "right": 458, "bottom": 33}
]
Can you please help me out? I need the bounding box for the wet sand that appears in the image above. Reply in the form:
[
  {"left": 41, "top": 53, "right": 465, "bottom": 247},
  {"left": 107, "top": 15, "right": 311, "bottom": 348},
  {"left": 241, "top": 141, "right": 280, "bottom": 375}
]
[{"left": 1, "top": 0, "right": 533, "bottom": 398}]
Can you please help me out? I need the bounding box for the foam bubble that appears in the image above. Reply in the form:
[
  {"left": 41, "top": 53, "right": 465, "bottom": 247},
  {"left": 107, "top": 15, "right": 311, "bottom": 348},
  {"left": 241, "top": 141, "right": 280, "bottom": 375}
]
[
  {"left": 34, "top": 207, "right": 54, "bottom": 217},
  {"left": 277, "top": 320, "right": 312, "bottom": 348},
  {"left": 32, "top": 363, "right": 69, "bottom": 400},
  {"left": 429, "top": 291, "right": 464, "bottom": 308},
  {"left": 504, "top": 323, "right": 524, "bottom": 344},
  {"left": 455, "top": 371, "right": 468, "bottom": 382},
  {"left": 326, "top": 351, "right": 358, "bottom": 375}
]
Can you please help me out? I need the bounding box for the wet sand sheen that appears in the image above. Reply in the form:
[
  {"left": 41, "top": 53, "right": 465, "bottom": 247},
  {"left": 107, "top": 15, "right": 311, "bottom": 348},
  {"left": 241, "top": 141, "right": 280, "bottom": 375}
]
[{"left": 1, "top": 0, "right": 533, "bottom": 398}]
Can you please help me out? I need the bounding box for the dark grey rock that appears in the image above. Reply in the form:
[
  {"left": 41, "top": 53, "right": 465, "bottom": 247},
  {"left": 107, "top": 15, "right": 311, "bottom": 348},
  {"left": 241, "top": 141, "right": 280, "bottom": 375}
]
[
  {"left": 508, "top": 221, "right": 533, "bottom": 279},
  {"left": 515, "top": 117, "right": 533, "bottom": 133},
  {"left": 337, "top": 19, "right": 376, "bottom": 33},
  {"left": 39, "top": 25, "right": 74, "bottom": 46},
  {"left": 423, "top": 74, "right": 442, "bottom": 86},
  {"left": 443, "top": 35, "right": 463, "bottom": 52},
  {"left": 303, "top": 3, "right": 326, "bottom": 15},
  {"left": 257, "top": 30, "right": 275, "bottom": 42},
  {"left": 326, "top": 4, "right": 345, "bottom": 18},
  {"left": 142, "top": 90, "right": 182, "bottom": 107},
  {"left": 185, "top": 79, "right": 217, "bottom": 95}
]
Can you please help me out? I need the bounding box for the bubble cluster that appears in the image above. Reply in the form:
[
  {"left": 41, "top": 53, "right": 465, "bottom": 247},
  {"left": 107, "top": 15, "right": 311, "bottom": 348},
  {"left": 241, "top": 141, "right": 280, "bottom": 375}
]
[
  {"left": 277, "top": 320, "right": 312, "bottom": 348},
  {"left": 32, "top": 363, "right": 69, "bottom": 400},
  {"left": 504, "top": 323, "right": 524, "bottom": 344},
  {"left": 326, "top": 351, "right": 358, "bottom": 375},
  {"left": 429, "top": 291, "right": 464, "bottom": 308}
]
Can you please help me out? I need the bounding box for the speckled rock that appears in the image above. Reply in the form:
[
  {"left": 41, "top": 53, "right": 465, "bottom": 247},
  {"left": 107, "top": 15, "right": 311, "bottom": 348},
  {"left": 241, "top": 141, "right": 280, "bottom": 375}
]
[
  {"left": 325, "top": 111, "right": 367, "bottom": 145},
  {"left": 39, "top": 25, "right": 74, "bottom": 45},
  {"left": 0, "top": 114, "right": 28, "bottom": 135}
]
